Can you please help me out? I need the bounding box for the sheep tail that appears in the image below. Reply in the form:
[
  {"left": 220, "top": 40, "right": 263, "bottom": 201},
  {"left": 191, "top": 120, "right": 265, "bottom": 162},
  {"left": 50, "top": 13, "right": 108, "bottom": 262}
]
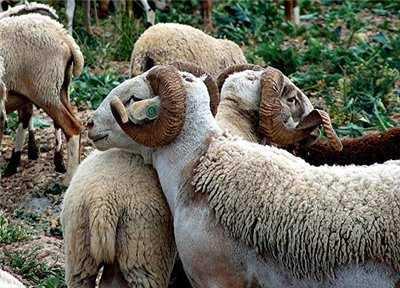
[
  {"left": 89, "top": 208, "right": 117, "bottom": 264},
  {"left": 64, "top": 32, "right": 84, "bottom": 77}
]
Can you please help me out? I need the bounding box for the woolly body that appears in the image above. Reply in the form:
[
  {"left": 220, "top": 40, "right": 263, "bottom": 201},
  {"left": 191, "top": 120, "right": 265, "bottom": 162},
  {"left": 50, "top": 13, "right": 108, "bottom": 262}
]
[
  {"left": 104, "top": 69, "right": 400, "bottom": 287},
  {"left": 130, "top": 23, "right": 247, "bottom": 79},
  {"left": 193, "top": 135, "right": 400, "bottom": 281},
  {"left": 0, "top": 13, "right": 83, "bottom": 185},
  {"left": 62, "top": 68, "right": 273, "bottom": 287},
  {"left": 61, "top": 148, "right": 175, "bottom": 287}
]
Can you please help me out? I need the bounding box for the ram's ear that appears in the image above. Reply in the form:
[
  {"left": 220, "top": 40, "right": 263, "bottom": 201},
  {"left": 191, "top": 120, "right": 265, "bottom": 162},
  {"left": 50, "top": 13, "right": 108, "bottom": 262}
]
[
  {"left": 127, "top": 96, "right": 161, "bottom": 122},
  {"left": 110, "top": 65, "right": 187, "bottom": 147}
]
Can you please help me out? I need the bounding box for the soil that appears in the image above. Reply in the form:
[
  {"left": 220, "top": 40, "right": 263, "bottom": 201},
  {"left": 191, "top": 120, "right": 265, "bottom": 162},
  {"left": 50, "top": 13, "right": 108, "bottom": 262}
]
[{"left": 0, "top": 107, "right": 96, "bottom": 287}]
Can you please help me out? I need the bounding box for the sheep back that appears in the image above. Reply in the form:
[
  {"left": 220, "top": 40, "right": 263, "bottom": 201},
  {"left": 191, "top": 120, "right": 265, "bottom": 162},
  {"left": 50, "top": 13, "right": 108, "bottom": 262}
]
[
  {"left": 61, "top": 149, "right": 175, "bottom": 287},
  {"left": 292, "top": 126, "right": 400, "bottom": 166},
  {"left": 130, "top": 23, "right": 247, "bottom": 79},
  {"left": 0, "top": 13, "right": 84, "bottom": 106},
  {"left": 192, "top": 135, "right": 400, "bottom": 281}
]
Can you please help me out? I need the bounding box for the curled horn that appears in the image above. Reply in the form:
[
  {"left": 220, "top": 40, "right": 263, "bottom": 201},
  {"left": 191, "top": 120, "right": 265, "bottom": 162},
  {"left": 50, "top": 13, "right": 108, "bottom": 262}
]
[
  {"left": 216, "top": 64, "right": 264, "bottom": 93},
  {"left": 258, "top": 67, "right": 342, "bottom": 150},
  {"left": 258, "top": 66, "right": 322, "bottom": 145},
  {"left": 110, "top": 65, "right": 187, "bottom": 147},
  {"left": 169, "top": 61, "right": 219, "bottom": 116}
]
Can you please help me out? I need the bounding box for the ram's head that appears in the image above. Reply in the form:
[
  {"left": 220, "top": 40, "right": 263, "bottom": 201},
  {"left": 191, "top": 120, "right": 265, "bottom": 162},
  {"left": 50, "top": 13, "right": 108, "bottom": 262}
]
[
  {"left": 89, "top": 62, "right": 218, "bottom": 149},
  {"left": 217, "top": 64, "right": 342, "bottom": 151}
]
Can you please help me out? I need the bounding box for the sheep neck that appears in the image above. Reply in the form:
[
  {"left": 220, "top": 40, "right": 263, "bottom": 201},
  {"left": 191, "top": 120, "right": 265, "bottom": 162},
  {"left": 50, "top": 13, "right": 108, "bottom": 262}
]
[
  {"left": 152, "top": 97, "right": 221, "bottom": 216},
  {"left": 216, "top": 97, "right": 261, "bottom": 143}
]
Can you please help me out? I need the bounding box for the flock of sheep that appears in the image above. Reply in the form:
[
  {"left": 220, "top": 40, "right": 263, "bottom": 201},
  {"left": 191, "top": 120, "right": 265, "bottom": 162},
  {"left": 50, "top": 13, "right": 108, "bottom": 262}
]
[{"left": 0, "top": 1, "right": 400, "bottom": 288}]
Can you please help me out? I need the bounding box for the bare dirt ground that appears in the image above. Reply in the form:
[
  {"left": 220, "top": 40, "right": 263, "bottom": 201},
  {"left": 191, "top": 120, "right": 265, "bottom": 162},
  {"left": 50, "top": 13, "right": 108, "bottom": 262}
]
[{"left": 0, "top": 107, "right": 96, "bottom": 287}]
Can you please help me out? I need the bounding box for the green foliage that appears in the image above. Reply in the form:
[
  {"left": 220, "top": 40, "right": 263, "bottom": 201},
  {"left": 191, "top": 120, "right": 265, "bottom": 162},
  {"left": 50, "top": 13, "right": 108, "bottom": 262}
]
[
  {"left": 70, "top": 67, "right": 126, "bottom": 110},
  {"left": 0, "top": 214, "right": 32, "bottom": 244},
  {"left": 2, "top": 249, "right": 66, "bottom": 288},
  {"left": 340, "top": 63, "right": 399, "bottom": 130}
]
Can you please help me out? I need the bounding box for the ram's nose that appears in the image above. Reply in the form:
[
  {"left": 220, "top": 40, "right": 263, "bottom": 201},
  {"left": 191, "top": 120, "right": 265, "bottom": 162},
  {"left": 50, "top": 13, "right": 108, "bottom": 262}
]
[{"left": 86, "top": 118, "right": 94, "bottom": 130}]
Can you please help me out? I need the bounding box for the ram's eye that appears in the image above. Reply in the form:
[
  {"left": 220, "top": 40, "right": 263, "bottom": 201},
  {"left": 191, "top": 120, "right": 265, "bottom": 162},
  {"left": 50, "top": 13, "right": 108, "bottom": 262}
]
[{"left": 287, "top": 96, "right": 296, "bottom": 103}]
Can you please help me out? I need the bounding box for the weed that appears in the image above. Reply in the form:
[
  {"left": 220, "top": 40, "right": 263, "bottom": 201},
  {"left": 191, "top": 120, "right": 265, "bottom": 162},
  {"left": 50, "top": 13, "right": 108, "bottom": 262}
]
[
  {"left": 2, "top": 249, "right": 66, "bottom": 288},
  {"left": 70, "top": 68, "right": 126, "bottom": 110},
  {"left": 0, "top": 214, "right": 33, "bottom": 244}
]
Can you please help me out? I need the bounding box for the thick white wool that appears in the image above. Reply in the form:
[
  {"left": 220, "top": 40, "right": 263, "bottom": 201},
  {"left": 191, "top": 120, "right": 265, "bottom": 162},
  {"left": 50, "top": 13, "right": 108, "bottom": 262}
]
[{"left": 192, "top": 135, "right": 400, "bottom": 280}]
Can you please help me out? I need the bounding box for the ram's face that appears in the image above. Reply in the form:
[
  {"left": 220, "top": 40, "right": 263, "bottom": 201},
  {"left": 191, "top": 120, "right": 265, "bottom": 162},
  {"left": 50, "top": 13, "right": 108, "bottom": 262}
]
[
  {"left": 87, "top": 73, "right": 153, "bottom": 152},
  {"left": 280, "top": 75, "right": 314, "bottom": 129}
]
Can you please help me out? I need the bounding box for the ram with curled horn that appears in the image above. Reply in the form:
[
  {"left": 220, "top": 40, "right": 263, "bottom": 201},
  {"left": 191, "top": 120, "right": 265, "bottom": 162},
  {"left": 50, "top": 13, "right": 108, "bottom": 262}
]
[
  {"left": 217, "top": 64, "right": 342, "bottom": 150},
  {"left": 97, "top": 64, "right": 400, "bottom": 287}
]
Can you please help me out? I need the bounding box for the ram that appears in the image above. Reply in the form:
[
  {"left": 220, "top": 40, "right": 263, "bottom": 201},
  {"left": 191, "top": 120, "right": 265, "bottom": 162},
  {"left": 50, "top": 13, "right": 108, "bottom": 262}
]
[
  {"left": 129, "top": 23, "right": 247, "bottom": 79},
  {"left": 61, "top": 63, "right": 219, "bottom": 287},
  {"left": 106, "top": 64, "right": 400, "bottom": 287},
  {"left": 0, "top": 13, "right": 84, "bottom": 186},
  {"left": 63, "top": 62, "right": 327, "bottom": 287}
]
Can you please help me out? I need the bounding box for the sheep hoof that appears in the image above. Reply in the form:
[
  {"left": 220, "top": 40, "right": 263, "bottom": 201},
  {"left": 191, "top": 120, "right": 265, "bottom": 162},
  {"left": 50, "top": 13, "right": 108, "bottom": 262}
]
[
  {"left": 54, "top": 151, "right": 66, "bottom": 173},
  {"left": 28, "top": 131, "right": 39, "bottom": 160},
  {"left": 3, "top": 150, "right": 21, "bottom": 177}
]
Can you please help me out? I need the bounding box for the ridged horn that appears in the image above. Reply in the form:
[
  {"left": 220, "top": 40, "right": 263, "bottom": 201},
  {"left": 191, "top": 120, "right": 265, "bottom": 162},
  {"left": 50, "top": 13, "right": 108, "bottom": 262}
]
[
  {"left": 258, "top": 66, "right": 320, "bottom": 145},
  {"left": 314, "top": 110, "right": 343, "bottom": 151},
  {"left": 110, "top": 65, "right": 187, "bottom": 147},
  {"left": 216, "top": 64, "right": 264, "bottom": 93},
  {"left": 169, "top": 61, "right": 220, "bottom": 116}
]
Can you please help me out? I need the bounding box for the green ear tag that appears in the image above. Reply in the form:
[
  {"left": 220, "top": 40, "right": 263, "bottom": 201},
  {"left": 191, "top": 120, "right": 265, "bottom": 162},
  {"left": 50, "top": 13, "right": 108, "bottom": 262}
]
[{"left": 146, "top": 105, "right": 158, "bottom": 119}]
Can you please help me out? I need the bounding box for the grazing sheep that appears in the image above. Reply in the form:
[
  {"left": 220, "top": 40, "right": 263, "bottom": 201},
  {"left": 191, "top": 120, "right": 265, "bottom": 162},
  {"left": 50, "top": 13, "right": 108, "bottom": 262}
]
[
  {"left": 107, "top": 64, "right": 400, "bottom": 287},
  {"left": 287, "top": 125, "right": 400, "bottom": 165},
  {"left": 0, "top": 13, "right": 84, "bottom": 186},
  {"left": 0, "top": 269, "right": 25, "bottom": 288},
  {"left": 61, "top": 62, "right": 219, "bottom": 288},
  {"left": 129, "top": 23, "right": 247, "bottom": 79}
]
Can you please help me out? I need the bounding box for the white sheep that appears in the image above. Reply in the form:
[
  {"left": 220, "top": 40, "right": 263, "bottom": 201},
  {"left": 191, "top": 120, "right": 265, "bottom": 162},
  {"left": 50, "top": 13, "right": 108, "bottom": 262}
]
[
  {"left": 129, "top": 23, "right": 247, "bottom": 79},
  {"left": 61, "top": 149, "right": 176, "bottom": 287},
  {"left": 64, "top": 62, "right": 330, "bottom": 287},
  {"left": 0, "top": 269, "right": 25, "bottom": 288},
  {"left": 0, "top": 13, "right": 84, "bottom": 186},
  {"left": 105, "top": 64, "right": 400, "bottom": 287}
]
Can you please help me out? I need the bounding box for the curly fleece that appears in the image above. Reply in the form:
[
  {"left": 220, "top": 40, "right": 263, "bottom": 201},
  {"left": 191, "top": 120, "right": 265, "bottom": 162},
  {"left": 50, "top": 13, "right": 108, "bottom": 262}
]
[{"left": 192, "top": 135, "right": 400, "bottom": 281}]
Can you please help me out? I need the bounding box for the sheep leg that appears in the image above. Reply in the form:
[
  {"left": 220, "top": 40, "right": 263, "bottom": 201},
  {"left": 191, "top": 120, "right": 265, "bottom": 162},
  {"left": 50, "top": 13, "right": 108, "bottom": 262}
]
[
  {"left": 199, "top": 0, "right": 213, "bottom": 32},
  {"left": 39, "top": 100, "right": 81, "bottom": 186},
  {"left": 3, "top": 105, "right": 33, "bottom": 177},
  {"left": 27, "top": 106, "right": 39, "bottom": 160},
  {"left": 54, "top": 124, "right": 66, "bottom": 173},
  {"left": 66, "top": 0, "right": 76, "bottom": 35},
  {"left": 83, "top": 0, "right": 94, "bottom": 36}
]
